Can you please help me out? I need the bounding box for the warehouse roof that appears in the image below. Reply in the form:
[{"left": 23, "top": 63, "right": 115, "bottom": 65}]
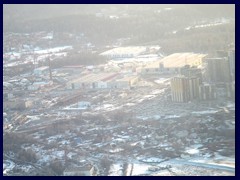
[
  {"left": 69, "top": 73, "right": 119, "bottom": 84},
  {"left": 100, "top": 46, "right": 147, "bottom": 56},
  {"left": 144, "top": 53, "right": 207, "bottom": 69},
  {"left": 116, "top": 76, "right": 138, "bottom": 82}
]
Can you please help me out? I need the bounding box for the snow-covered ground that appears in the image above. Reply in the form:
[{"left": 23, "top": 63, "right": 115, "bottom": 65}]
[
  {"left": 34, "top": 46, "right": 72, "bottom": 54},
  {"left": 136, "top": 115, "right": 159, "bottom": 120},
  {"left": 191, "top": 110, "right": 218, "bottom": 115},
  {"left": 3, "top": 160, "right": 15, "bottom": 175},
  {"left": 189, "top": 152, "right": 235, "bottom": 168},
  {"left": 93, "top": 103, "right": 122, "bottom": 112},
  {"left": 185, "top": 19, "right": 230, "bottom": 31},
  {"left": 3, "top": 46, "right": 72, "bottom": 68},
  {"left": 140, "top": 157, "right": 166, "bottom": 163},
  {"left": 154, "top": 79, "right": 169, "bottom": 85},
  {"left": 131, "top": 163, "right": 152, "bottom": 175},
  {"left": 185, "top": 144, "right": 203, "bottom": 155},
  {"left": 109, "top": 164, "right": 124, "bottom": 176}
]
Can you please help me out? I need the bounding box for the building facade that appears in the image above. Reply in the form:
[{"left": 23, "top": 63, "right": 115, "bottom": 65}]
[
  {"left": 171, "top": 76, "right": 201, "bottom": 102},
  {"left": 226, "top": 82, "right": 235, "bottom": 99},
  {"left": 199, "top": 84, "right": 217, "bottom": 100},
  {"left": 141, "top": 53, "right": 207, "bottom": 75},
  {"left": 180, "top": 65, "right": 203, "bottom": 83},
  {"left": 205, "top": 58, "right": 231, "bottom": 83},
  {"left": 228, "top": 49, "right": 235, "bottom": 81}
]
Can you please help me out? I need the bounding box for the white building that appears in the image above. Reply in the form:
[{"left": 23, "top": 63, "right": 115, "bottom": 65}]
[{"left": 100, "top": 46, "right": 147, "bottom": 59}]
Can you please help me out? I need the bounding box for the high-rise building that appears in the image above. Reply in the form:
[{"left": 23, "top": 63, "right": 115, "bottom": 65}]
[
  {"left": 205, "top": 58, "right": 231, "bottom": 83},
  {"left": 228, "top": 49, "right": 235, "bottom": 81},
  {"left": 216, "top": 50, "right": 228, "bottom": 57},
  {"left": 189, "top": 77, "right": 201, "bottom": 99},
  {"left": 226, "top": 82, "right": 235, "bottom": 99},
  {"left": 170, "top": 76, "right": 200, "bottom": 102},
  {"left": 199, "top": 84, "right": 217, "bottom": 100},
  {"left": 180, "top": 65, "right": 203, "bottom": 83},
  {"left": 171, "top": 77, "right": 189, "bottom": 102}
]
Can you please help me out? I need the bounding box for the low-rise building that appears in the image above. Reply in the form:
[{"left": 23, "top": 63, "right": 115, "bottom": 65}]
[
  {"left": 63, "top": 165, "right": 95, "bottom": 176},
  {"left": 3, "top": 99, "right": 28, "bottom": 110},
  {"left": 115, "top": 76, "right": 139, "bottom": 89},
  {"left": 28, "top": 81, "right": 53, "bottom": 91}
]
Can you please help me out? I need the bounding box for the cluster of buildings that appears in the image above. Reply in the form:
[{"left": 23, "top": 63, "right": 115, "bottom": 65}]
[
  {"left": 66, "top": 73, "right": 139, "bottom": 90},
  {"left": 170, "top": 75, "right": 217, "bottom": 102},
  {"left": 170, "top": 49, "right": 235, "bottom": 102},
  {"left": 141, "top": 53, "right": 207, "bottom": 74},
  {"left": 3, "top": 41, "right": 235, "bottom": 109},
  {"left": 3, "top": 39, "right": 235, "bottom": 175},
  {"left": 100, "top": 45, "right": 161, "bottom": 60}
]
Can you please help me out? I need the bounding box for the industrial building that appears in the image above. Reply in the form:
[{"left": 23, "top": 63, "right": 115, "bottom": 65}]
[
  {"left": 63, "top": 165, "right": 95, "bottom": 176},
  {"left": 180, "top": 65, "right": 203, "bottom": 83},
  {"left": 67, "top": 73, "right": 139, "bottom": 90},
  {"left": 67, "top": 73, "right": 119, "bottom": 89},
  {"left": 205, "top": 57, "right": 231, "bottom": 83},
  {"left": 188, "top": 77, "right": 201, "bottom": 99},
  {"left": 170, "top": 76, "right": 200, "bottom": 102},
  {"left": 141, "top": 53, "right": 207, "bottom": 74},
  {"left": 171, "top": 74, "right": 218, "bottom": 102},
  {"left": 199, "top": 84, "right": 217, "bottom": 100},
  {"left": 100, "top": 46, "right": 147, "bottom": 59},
  {"left": 171, "top": 77, "right": 190, "bottom": 102},
  {"left": 115, "top": 76, "right": 139, "bottom": 89},
  {"left": 3, "top": 98, "right": 33, "bottom": 110}
]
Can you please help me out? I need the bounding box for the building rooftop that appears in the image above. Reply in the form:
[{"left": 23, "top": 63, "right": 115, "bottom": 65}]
[
  {"left": 100, "top": 46, "right": 147, "bottom": 56},
  {"left": 145, "top": 53, "right": 207, "bottom": 69},
  {"left": 69, "top": 73, "right": 119, "bottom": 84},
  {"left": 117, "top": 76, "right": 138, "bottom": 82},
  {"left": 204, "top": 57, "right": 225, "bottom": 60}
]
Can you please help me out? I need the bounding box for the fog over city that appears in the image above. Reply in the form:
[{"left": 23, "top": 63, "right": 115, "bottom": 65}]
[{"left": 3, "top": 4, "right": 235, "bottom": 176}]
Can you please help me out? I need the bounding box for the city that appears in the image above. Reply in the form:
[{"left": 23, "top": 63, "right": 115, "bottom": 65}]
[{"left": 3, "top": 4, "right": 235, "bottom": 176}]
